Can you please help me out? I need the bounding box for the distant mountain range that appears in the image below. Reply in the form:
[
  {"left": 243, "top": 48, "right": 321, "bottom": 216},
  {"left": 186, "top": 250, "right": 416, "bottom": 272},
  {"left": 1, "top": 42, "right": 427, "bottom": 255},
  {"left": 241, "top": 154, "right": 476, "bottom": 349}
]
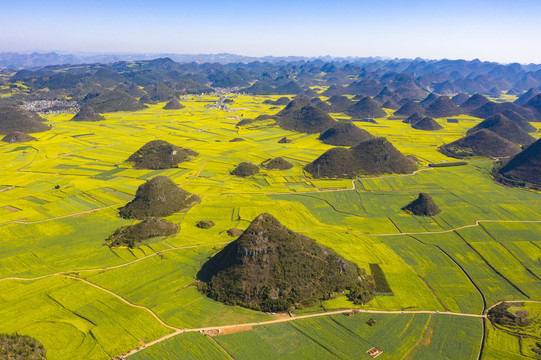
[
  {"left": 0, "top": 51, "right": 388, "bottom": 69},
  {"left": 6, "top": 51, "right": 541, "bottom": 71}
]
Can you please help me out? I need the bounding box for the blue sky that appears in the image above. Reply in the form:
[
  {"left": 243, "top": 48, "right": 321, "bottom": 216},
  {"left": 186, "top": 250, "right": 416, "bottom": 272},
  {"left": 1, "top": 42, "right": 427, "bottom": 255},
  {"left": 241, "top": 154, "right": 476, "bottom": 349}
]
[{"left": 1, "top": 0, "right": 540, "bottom": 63}]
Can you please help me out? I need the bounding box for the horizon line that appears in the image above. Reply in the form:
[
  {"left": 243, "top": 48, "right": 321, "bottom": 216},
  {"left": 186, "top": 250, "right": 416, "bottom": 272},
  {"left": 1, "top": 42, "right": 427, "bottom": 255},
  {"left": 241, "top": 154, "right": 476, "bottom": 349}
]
[{"left": 1, "top": 50, "right": 540, "bottom": 66}]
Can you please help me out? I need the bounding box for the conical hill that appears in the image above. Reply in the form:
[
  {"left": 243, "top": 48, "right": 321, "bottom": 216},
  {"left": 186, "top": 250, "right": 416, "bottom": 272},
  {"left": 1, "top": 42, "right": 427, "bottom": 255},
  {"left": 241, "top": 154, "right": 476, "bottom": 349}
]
[
  {"left": 83, "top": 90, "right": 146, "bottom": 113},
  {"left": 127, "top": 140, "right": 197, "bottom": 169},
  {"left": 304, "top": 137, "right": 417, "bottom": 178},
  {"left": 318, "top": 122, "right": 375, "bottom": 146},
  {"left": 419, "top": 93, "right": 438, "bottom": 108},
  {"left": 71, "top": 106, "right": 105, "bottom": 122},
  {"left": 163, "top": 99, "right": 185, "bottom": 110},
  {"left": 501, "top": 110, "right": 536, "bottom": 133},
  {"left": 451, "top": 93, "right": 470, "bottom": 106},
  {"left": 276, "top": 101, "right": 336, "bottom": 134},
  {"left": 439, "top": 129, "right": 522, "bottom": 159},
  {"left": 497, "top": 138, "right": 541, "bottom": 190},
  {"left": 424, "top": 96, "right": 460, "bottom": 118},
  {"left": 346, "top": 97, "right": 386, "bottom": 118},
  {"left": 118, "top": 176, "right": 198, "bottom": 219},
  {"left": 403, "top": 193, "right": 441, "bottom": 216},
  {"left": 459, "top": 94, "right": 490, "bottom": 111},
  {"left": 467, "top": 113, "right": 535, "bottom": 145},
  {"left": 198, "top": 213, "right": 373, "bottom": 311},
  {"left": 327, "top": 95, "right": 355, "bottom": 113},
  {"left": 394, "top": 101, "right": 424, "bottom": 117},
  {"left": 261, "top": 157, "right": 293, "bottom": 170},
  {"left": 0, "top": 106, "right": 50, "bottom": 134},
  {"left": 381, "top": 99, "right": 400, "bottom": 110},
  {"left": 403, "top": 112, "right": 424, "bottom": 124},
  {"left": 514, "top": 88, "right": 539, "bottom": 106},
  {"left": 2, "top": 131, "right": 36, "bottom": 143},
  {"left": 412, "top": 117, "right": 443, "bottom": 130}
]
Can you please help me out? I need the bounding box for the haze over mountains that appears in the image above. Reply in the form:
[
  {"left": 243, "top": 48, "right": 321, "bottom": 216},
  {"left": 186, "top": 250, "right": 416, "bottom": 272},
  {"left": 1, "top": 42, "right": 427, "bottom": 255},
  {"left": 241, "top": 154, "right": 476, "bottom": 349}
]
[{"left": 0, "top": 52, "right": 389, "bottom": 69}]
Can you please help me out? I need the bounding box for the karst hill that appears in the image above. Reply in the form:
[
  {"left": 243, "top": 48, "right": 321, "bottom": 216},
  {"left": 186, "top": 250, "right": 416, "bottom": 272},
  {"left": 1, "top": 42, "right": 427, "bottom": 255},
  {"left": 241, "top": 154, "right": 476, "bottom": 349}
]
[
  {"left": 0, "top": 106, "right": 50, "bottom": 134},
  {"left": 163, "top": 99, "right": 185, "bottom": 110},
  {"left": 439, "top": 129, "right": 522, "bottom": 159},
  {"left": 2, "top": 131, "right": 36, "bottom": 143},
  {"left": 71, "top": 106, "right": 105, "bottom": 122},
  {"left": 318, "top": 122, "right": 375, "bottom": 146},
  {"left": 127, "top": 140, "right": 198, "bottom": 170},
  {"left": 275, "top": 99, "right": 336, "bottom": 134},
  {"left": 106, "top": 217, "right": 178, "bottom": 248},
  {"left": 411, "top": 116, "right": 443, "bottom": 131},
  {"left": 304, "top": 137, "right": 417, "bottom": 179},
  {"left": 198, "top": 213, "right": 373, "bottom": 312},
  {"left": 466, "top": 113, "right": 535, "bottom": 146},
  {"left": 403, "top": 192, "right": 441, "bottom": 216},
  {"left": 346, "top": 96, "right": 386, "bottom": 118},
  {"left": 261, "top": 157, "right": 293, "bottom": 170},
  {"left": 496, "top": 138, "right": 541, "bottom": 190},
  {"left": 83, "top": 90, "right": 147, "bottom": 113},
  {"left": 118, "top": 176, "right": 198, "bottom": 219}
]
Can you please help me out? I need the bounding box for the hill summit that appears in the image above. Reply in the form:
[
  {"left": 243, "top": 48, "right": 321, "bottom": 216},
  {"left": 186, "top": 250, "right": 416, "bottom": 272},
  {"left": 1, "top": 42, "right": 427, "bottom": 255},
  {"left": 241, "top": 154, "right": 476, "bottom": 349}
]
[
  {"left": 106, "top": 217, "right": 178, "bottom": 248},
  {"left": 412, "top": 116, "right": 443, "bottom": 130},
  {"left": 346, "top": 97, "right": 386, "bottom": 118},
  {"left": 403, "top": 112, "right": 424, "bottom": 124},
  {"left": 127, "top": 140, "right": 198, "bottom": 169},
  {"left": 198, "top": 213, "right": 374, "bottom": 312},
  {"left": 71, "top": 106, "right": 105, "bottom": 122},
  {"left": 500, "top": 110, "right": 536, "bottom": 133},
  {"left": 467, "top": 113, "right": 535, "bottom": 145},
  {"left": 459, "top": 94, "right": 490, "bottom": 111},
  {"left": 231, "top": 162, "right": 260, "bottom": 177},
  {"left": 304, "top": 137, "right": 417, "bottom": 178},
  {"left": 439, "top": 129, "right": 522, "bottom": 159},
  {"left": 403, "top": 193, "right": 441, "bottom": 216},
  {"left": 424, "top": 96, "right": 460, "bottom": 118},
  {"left": 83, "top": 90, "right": 146, "bottom": 113},
  {"left": 2, "top": 131, "right": 36, "bottom": 143},
  {"left": 318, "top": 122, "right": 375, "bottom": 146},
  {"left": 394, "top": 100, "right": 424, "bottom": 117},
  {"left": 496, "top": 138, "right": 541, "bottom": 190},
  {"left": 163, "top": 99, "right": 185, "bottom": 110},
  {"left": 276, "top": 99, "right": 336, "bottom": 134},
  {"left": 118, "top": 176, "right": 198, "bottom": 219},
  {"left": 261, "top": 157, "right": 293, "bottom": 170},
  {"left": 0, "top": 106, "right": 50, "bottom": 134}
]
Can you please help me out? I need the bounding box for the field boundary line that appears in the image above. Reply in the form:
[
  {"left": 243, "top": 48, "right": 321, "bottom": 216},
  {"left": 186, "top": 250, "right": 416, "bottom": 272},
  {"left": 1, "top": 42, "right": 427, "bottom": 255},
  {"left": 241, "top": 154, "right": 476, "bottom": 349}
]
[
  {"left": 370, "top": 219, "right": 541, "bottom": 237},
  {"left": 218, "top": 168, "right": 435, "bottom": 197},
  {"left": 0, "top": 202, "right": 125, "bottom": 226},
  {"left": 124, "top": 307, "right": 487, "bottom": 358},
  {"left": 60, "top": 274, "right": 180, "bottom": 331},
  {"left": 0, "top": 241, "right": 231, "bottom": 282},
  {"left": 180, "top": 160, "right": 208, "bottom": 186}
]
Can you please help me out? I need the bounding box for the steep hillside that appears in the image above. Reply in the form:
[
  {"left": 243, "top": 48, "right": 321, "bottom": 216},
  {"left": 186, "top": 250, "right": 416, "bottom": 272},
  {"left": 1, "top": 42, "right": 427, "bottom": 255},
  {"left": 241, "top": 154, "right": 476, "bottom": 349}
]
[
  {"left": 198, "top": 213, "right": 373, "bottom": 311},
  {"left": 276, "top": 101, "right": 336, "bottom": 134},
  {"left": 466, "top": 114, "right": 535, "bottom": 145},
  {"left": 0, "top": 106, "right": 50, "bottom": 134},
  {"left": 127, "top": 140, "right": 197, "bottom": 169},
  {"left": 318, "top": 122, "right": 375, "bottom": 146},
  {"left": 83, "top": 90, "right": 146, "bottom": 113},
  {"left": 403, "top": 193, "right": 441, "bottom": 216},
  {"left": 497, "top": 138, "right": 541, "bottom": 190},
  {"left": 71, "top": 106, "right": 105, "bottom": 122},
  {"left": 118, "top": 176, "right": 198, "bottom": 219},
  {"left": 346, "top": 97, "right": 386, "bottom": 118},
  {"left": 439, "top": 129, "right": 522, "bottom": 159},
  {"left": 304, "top": 137, "right": 417, "bottom": 178}
]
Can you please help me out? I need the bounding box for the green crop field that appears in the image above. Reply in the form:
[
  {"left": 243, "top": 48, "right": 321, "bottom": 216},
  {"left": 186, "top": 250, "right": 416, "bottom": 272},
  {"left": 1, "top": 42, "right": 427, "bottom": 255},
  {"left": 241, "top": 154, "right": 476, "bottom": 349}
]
[
  {"left": 129, "top": 332, "right": 230, "bottom": 360},
  {"left": 0, "top": 93, "right": 539, "bottom": 359}
]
